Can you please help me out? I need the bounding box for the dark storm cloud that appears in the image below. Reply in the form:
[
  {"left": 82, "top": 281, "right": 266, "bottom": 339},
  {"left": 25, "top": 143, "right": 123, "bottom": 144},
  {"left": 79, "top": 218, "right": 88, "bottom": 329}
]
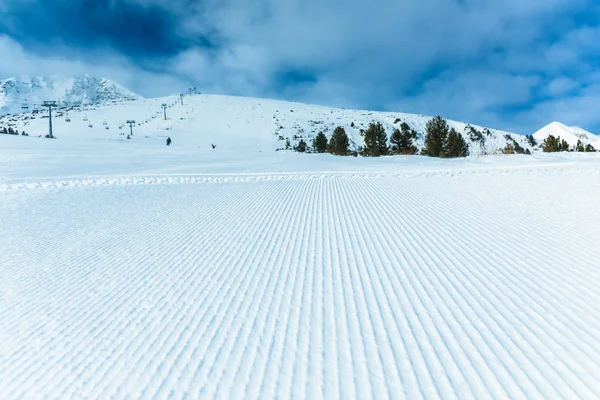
[{"left": 1, "top": 0, "right": 600, "bottom": 133}]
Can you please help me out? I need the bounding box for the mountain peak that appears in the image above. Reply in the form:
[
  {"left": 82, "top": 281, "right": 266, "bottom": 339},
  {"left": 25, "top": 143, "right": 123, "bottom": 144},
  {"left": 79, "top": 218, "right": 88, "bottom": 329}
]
[
  {"left": 0, "top": 75, "right": 141, "bottom": 114},
  {"left": 533, "top": 121, "right": 599, "bottom": 146}
]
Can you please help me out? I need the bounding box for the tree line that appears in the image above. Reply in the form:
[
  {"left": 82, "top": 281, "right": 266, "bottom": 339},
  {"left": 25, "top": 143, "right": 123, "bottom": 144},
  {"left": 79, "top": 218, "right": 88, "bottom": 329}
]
[
  {"left": 542, "top": 135, "right": 596, "bottom": 152},
  {"left": 0, "top": 126, "right": 29, "bottom": 136},
  {"left": 297, "top": 116, "right": 469, "bottom": 158}
]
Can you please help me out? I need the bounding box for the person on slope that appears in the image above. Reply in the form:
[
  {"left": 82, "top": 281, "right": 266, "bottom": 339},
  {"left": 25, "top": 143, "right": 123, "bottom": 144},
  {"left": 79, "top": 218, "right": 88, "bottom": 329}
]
[{"left": 166, "top": 137, "right": 172, "bottom": 146}]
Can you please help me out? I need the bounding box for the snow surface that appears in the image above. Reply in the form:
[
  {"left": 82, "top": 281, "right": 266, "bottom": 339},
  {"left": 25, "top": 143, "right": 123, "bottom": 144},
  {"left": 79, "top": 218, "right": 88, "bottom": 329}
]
[{"left": 2, "top": 93, "right": 600, "bottom": 399}]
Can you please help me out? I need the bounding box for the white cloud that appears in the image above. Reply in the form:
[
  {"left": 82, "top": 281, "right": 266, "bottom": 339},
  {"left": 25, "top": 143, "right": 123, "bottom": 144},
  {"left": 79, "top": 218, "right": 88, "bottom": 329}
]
[
  {"left": 0, "top": 35, "right": 186, "bottom": 97},
  {"left": 2, "top": 0, "right": 600, "bottom": 133}
]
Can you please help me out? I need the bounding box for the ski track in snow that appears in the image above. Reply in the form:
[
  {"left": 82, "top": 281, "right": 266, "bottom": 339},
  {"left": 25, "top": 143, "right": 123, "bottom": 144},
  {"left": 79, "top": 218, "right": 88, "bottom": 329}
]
[
  {"left": 1, "top": 162, "right": 599, "bottom": 193},
  {"left": 1, "top": 167, "right": 600, "bottom": 399}
]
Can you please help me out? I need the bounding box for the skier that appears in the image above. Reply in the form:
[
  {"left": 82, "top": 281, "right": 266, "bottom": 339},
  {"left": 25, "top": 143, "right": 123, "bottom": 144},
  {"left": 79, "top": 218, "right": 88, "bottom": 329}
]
[{"left": 166, "top": 137, "right": 172, "bottom": 146}]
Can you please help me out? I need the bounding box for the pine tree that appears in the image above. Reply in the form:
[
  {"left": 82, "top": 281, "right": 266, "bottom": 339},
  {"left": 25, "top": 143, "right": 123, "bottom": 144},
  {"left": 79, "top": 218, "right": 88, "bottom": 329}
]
[
  {"left": 391, "top": 122, "right": 417, "bottom": 155},
  {"left": 560, "top": 139, "right": 570, "bottom": 152},
  {"left": 328, "top": 126, "right": 350, "bottom": 155},
  {"left": 390, "top": 129, "right": 401, "bottom": 154},
  {"left": 503, "top": 143, "right": 515, "bottom": 154},
  {"left": 8, "top": 127, "right": 14, "bottom": 135},
  {"left": 296, "top": 139, "right": 307, "bottom": 153},
  {"left": 526, "top": 135, "right": 537, "bottom": 147},
  {"left": 313, "top": 132, "right": 328, "bottom": 153},
  {"left": 576, "top": 140, "right": 585, "bottom": 152},
  {"left": 362, "top": 122, "right": 388, "bottom": 156},
  {"left": 543, "top": 135, "right": 560, "bottom": 152},
  {"left": 585, "top": 144, "right": 596, "bottom": 152},
  {"left": 423, "top": 116, "right": 449, "bottom": 157},
  {"left": 446, "top": 128, "right": 469, "bottom": 157}
]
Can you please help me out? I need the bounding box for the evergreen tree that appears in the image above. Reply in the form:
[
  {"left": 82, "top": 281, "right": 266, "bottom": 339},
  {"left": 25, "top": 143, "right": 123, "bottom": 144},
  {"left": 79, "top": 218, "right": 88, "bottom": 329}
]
[
  {"left": 543, "top": 135, "right": 560, "bottom": 152},
  {"left": 390, "top": 129, "right": 402, "bottom": 154},
  {"left": 585, "top": 144, "right": 596, "bottom": 152},
  {"left": 445, "top": 128, "right": 469, "bottom": 157},
  {"left": 328, "top": 126, "right": 350, "bottom": 155},
  {"left": 526, "top": 135, "right": 537, "bottom": 147},
  {"left": 362, "top": 121, "right": 388, "bottom": 156},
  {"left": 466, "top": 125, "right": 484, "bottom": 143},
  {"left": 423, "top": 116, "right": 449, "bottom": 157},
  {"left": 296, "top": 139, "right": 307, "bottom": 153},
  {"left": 560, "top": 139, "right": 570, "bottom": 152},
  {"left": 8, "top": 127, "right": 14, "bottom": 135},
  {"left": 576, "top": 140, "right": 585, "bottom": 152},
  {"left": 503, "top": 143, "right": 515, "bottom": 154},
  {"left": 390, "top": 122, "right": 417, "bottom": 155},
  {"left": 313, "top": 132, "right": 328, "bottom": 153},
  {"left": 513, "top": 142, "right": 525, "bottom": 154}
]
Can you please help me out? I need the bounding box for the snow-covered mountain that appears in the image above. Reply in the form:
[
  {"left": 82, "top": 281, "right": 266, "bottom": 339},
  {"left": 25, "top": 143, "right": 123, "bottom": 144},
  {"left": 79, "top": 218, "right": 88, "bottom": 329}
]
[
  {"left": 533, "top": 121, "right": 600, "bottom": 147},
  {"left": 0, "top": 75, "right": 141, "bottom": 114},
  {"left": 1, "top": 92, "right": 541, "bottom": 155}
]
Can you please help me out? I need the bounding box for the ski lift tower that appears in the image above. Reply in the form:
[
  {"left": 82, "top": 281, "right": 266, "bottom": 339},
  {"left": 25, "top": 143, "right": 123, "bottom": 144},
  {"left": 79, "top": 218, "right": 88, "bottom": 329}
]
[
  {"left": 126, "top": 120, "right": 136, "bottom": 136},
  {"left": 42, "top": 101, "right": 57, "bottom": 138},
  {"left": 162, "top": 104, "right": 168, "bottom": 120}
]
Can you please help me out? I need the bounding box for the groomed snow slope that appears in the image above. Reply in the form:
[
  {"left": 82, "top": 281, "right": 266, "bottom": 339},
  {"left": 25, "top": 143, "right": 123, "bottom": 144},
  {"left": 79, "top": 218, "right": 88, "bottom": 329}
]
[{"left": 1, "top": 147, "right": 600, "bottom": 398}]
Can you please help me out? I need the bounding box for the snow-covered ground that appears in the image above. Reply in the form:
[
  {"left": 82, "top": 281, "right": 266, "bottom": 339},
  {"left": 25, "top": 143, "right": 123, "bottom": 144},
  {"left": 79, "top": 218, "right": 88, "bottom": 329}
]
[{"left": 1, "top": 95, "right": 600, "bottom": 399}]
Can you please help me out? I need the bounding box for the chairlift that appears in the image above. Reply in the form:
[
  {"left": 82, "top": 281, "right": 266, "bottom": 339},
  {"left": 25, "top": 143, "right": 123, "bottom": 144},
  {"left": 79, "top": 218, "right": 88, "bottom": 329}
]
[
  {"left": 102, "top": 121, "right": 107, "bottom": 126},
  {"left": 21, "top": 103, "right": 29, "bottom": 111},
  {"left": 83, "top": 116, "right": 88, "bottom": 122},
  {"left": 66, "top": 117, "right": 71, "bottom": 122},
  {"left": 88, "top": 124, "right": 93, "bottom": 128},
  {"left": 105, "top": 126, "right": 109, "bottom": 130}
]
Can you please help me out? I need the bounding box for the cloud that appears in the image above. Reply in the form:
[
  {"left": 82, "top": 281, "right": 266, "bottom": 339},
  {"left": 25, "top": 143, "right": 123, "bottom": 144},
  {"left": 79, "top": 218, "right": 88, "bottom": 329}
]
[
  {"left": 0, "top": 35, "right": 186, "bottom": 97},
  {"left": 1, "top": 0, "right": 600, "bottom": 133}
]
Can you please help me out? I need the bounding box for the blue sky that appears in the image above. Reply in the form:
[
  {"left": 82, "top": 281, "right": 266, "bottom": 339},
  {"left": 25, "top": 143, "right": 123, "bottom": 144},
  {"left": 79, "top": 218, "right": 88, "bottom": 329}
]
[{"left": 1, "top": 0, "right": 599, "bottom": 134}]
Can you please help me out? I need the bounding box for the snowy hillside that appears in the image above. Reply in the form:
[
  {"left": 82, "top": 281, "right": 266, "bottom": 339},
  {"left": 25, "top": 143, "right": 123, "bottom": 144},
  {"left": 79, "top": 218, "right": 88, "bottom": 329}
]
[
  {"left": 533, "top": 121, "right": 600, "bottom": 148},
  {"left": 0, "top": 75, "right": 141, "bottom": 115},
  {"left": 0, "top": 92, "right": 536, "bottom": 155}
]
